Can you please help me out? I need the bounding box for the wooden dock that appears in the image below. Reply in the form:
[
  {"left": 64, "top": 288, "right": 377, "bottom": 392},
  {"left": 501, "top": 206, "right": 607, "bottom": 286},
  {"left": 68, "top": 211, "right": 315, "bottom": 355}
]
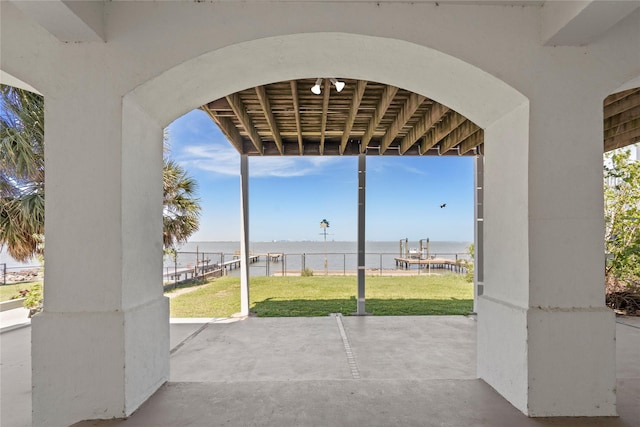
[
  {"left": 394, "top": 257, "right": 465, "bottom": 272},
  {"left": 225, "top": 254, "right": 261, "bottom": 270},
  {"left": 263, "top": 253, "right": 283, "bottom": 262},
  {"left": 164, "top": 253, "right": 263, "bottom": 283}
]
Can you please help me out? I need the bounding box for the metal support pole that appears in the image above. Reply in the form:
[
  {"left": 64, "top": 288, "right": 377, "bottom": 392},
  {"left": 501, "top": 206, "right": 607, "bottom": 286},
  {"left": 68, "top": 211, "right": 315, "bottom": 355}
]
[
  {"left": 356, "top": 154, "right": 367, "bottom": 315},
  {"left": 473, "top": 154, "right": 484, "bottom": 313},
  {"left": 195, "top": 246, "right": 199, "bottom": 280},
  {"left": 427, "top": 238, "right": 431, "bottom": 276},
  {"left": 240, "top": 154, "right": 251, "bottom": 316}
]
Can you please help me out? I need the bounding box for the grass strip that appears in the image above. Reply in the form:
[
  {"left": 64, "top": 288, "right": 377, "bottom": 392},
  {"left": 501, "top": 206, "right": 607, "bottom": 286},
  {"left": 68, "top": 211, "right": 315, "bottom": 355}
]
[
  {"left": 169, "top": 275, "right": 473, "bottom": 318},
  {"left": 0, "top": 282, "right": 37, "bottom": 302}
]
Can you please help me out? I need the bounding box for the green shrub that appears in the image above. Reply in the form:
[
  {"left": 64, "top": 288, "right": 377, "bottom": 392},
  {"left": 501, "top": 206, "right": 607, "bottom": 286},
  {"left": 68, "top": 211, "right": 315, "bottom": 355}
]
[
  {"left": 464, "top": 243, "right": 474, "bottom": 283},
  {"left": 23, "top": 283, "right": 43, "bottom": 317},
  {"left": 301, "top": 267, "right": 314, "bottom": 277}
]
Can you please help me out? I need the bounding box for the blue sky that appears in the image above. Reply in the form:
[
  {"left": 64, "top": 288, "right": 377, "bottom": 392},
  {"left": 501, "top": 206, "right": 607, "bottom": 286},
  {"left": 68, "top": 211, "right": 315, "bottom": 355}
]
[{"left": 167, "top": 109, "right": 475, "bottom": 242}]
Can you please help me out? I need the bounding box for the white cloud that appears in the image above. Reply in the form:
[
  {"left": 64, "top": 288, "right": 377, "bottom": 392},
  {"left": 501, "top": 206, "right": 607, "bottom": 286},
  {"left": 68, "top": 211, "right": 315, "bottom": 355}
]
[
  {"left": 178, "top": 144, "right": 240, "bottom": 176},
  {"left": 177, "top": 144, "right": 346, "bottom": 178},
  {"left": 250, "top": 156, "right": 337, "bottom": 177},
  {"left": 367, "top": 157, "right": 428, "bottom": 176}
]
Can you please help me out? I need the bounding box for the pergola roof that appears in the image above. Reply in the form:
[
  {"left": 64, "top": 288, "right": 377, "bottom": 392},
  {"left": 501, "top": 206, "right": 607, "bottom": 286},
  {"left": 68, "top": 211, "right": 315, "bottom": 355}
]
[
  {"left": 201, "top": 79, "right": 639, "bottom": 156},
  {"left": 201, "top": 78, "right": 483, "bottom": 157},
  {"left": 604, "top": 87, "right": 640, "bottom": 152}
]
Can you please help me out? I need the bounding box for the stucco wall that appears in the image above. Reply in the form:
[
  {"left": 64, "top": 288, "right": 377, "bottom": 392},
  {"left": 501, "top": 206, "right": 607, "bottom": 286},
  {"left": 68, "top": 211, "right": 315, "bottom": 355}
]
[{"left": 1, "top": 2, "right": 638, "bottom": 426}]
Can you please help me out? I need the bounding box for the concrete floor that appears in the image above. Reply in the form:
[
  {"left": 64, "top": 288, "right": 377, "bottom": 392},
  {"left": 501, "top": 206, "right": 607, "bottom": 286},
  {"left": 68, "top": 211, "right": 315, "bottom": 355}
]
[{"left": 2, "top": 314, "right": 639, "bottom": 427}]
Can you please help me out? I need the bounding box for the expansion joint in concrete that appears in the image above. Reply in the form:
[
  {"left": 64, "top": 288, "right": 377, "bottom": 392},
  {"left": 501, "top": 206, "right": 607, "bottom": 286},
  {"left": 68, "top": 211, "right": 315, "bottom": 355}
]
[
  {"left": 170, "top": 322, "right": 212, "bottom": 355},
  {"left": 334, "top": 314, "right": 361, "bottom": 379}
]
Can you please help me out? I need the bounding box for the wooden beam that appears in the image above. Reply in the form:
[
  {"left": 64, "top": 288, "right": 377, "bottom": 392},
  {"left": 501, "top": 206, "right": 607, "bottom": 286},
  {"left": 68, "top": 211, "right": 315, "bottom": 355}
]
[
  {"left": 290, "top": 80, "right": 304, "bottom": 155},
  {"left": 320, "top": 79, "right": 330, "bottom": 155},
  {"left": 340, "top": 80, "right": 367, "bottom": 154},
  {"left": 604, "top": 103, "right": 640, "bottom": 132},
  {"left": 604, "top": 89, "right": 640, "bottom": 119},
  {"left": 226, "top": 93, "right": 263, "bottom": 155},
  {"left": 380, "top": 93, "right": 426, "bottom": 154},
  {"left": 604, "top": 126, "right": 640, "bottom": 152},
  {"left": 459, "top": 130, "right": 484, "bottom": 154},
  {"left": 255, "top": 85, "right": 283, "bottom": 155},
  {"left": 420, "top": 111, "right": 465, "bottom": 153},
  {"left": 206, "top": 97, "right": 232, "bottom": 110},
  {"left": 200, "top": 105, "right": 244, "bottom": 153},
  {"left": 604, "top": 88, "right": 640, "bottom": 107},
  {"left": 439, "top": 120, "right": 481, "bottom": 154},
  {"left": 399, "top": 103, "right": 449, "bottom": 154},
  {"left": 604, "top": 118, "right": 640, "bottom": 140},
  {"left": 361, "top": 85, "right": 398, "bottom": 152}
]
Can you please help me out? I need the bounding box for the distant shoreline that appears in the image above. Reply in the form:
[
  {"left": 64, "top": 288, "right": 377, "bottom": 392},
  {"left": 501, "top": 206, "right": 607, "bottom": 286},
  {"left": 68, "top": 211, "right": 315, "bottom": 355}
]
[{"left": 2, "top": 240, "right": 472, "bottom": 270}]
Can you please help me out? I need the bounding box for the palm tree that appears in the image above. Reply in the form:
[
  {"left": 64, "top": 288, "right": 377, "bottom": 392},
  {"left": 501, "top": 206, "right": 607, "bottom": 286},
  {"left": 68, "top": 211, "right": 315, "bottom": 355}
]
[
  {"left": 0, "top": 86, "right": 45, "bottom": 262},
  {"left": 0, "top": 85, "right": 201, "bottom": 262},
  {"left": 163, "top": 156, "right": 201, "bottom": 248}
]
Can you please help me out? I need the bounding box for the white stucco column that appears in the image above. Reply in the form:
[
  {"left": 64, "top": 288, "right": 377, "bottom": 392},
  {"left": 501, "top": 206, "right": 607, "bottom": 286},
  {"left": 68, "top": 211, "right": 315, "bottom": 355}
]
[
  {"left": 525, "top": 88, "right": 616, "bottom": 416},
  {"left": 32, "top": 85, "right": 169, "bottom": 427},
  {"left": 478, "top": 88, "right": 616, "bottom": 416},
  {"left": 477, "top": 103, "right": 531, "bottom": 412},
  {"left": 239, "top": 154, "right": 250, "bottom": 316}
]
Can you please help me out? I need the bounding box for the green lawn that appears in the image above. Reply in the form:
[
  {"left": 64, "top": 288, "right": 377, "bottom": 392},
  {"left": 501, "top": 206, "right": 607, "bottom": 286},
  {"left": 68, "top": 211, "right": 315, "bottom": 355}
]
[
  {"left": 169, "top": 274, "right": 473, "bottom": 318},
  {"left": 0, "top": 282, "right": 37, "bottom": 302}
]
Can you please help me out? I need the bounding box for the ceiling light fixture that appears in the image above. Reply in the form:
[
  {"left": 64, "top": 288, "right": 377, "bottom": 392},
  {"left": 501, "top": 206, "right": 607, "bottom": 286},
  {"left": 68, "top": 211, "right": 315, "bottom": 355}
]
[
  {"left": 330, "top": 78, "right": 345, "bottom": 92},
  {"left": 311, "top": 78, "right": 322, "bottom": 95},
  {"left": 310, "top": 78, "right": 346, "bottom": 94}
]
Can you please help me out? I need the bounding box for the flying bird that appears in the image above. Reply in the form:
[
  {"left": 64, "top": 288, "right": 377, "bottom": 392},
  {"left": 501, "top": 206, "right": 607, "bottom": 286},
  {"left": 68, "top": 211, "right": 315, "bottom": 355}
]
[{"left": 440, "top": 203, "right": 446, "bottom": 208}]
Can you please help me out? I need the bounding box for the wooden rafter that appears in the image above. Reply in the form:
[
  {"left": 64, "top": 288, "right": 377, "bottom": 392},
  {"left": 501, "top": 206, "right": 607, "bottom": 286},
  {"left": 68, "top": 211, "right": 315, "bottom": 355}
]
[
  {"left": 439, "top": 120, "right": 481, "bottom": 154},
  {"left": 320, "top": 79, "right": 330, "bottom": 155},
  {"left": 603, "top": 88, "right": 640, "bottom": 152},
  {"left": 605, "top": 127, "right": 640, "bottom": 151},
  {"left": 604, "top": 88, "right": 639, "bottom": 107},
  {"left": 399, "top": 103, "right": 449, "bottom": 154},
  {"left": 361, "top": 85, "right": 398, "bottom": 152},
  {"left": 604, "top": 118, "right": 640, "bottom": 140},
  {"left": 255, "top": 85, "right": 283, "bottom": 154},
  {"left": 420, "top": 111, "right": 465, "bottom": 153},
  {"left": 226, "top": 93, "right": 263, "bottom": 155},
  {"left": 200, "top": 105, "right": 244, "bottom": 153},
  {"left": 604, "top": 104, "right": 640, "bottom": 132},
  {"left": 459, "top": 130, "right": 484, "bottom": 154},
  {"left": 604, "top": 89, "right": 640, "bottom": 118},
  {"left": 380, "top": 93, "right": 426, "bottom": 154},
  {"left": 340, "top": 80, "right": 367, "bottom": 154},
  {"left": 289, "top": 80, "right": 304, "bottom": 155}
]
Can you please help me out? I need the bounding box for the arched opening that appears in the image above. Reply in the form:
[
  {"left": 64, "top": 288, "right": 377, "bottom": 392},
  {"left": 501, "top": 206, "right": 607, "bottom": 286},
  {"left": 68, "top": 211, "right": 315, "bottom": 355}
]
[
  {"left": 121, "top": 31, "right": 531, "bottom": 416},
  {"left": 165, "top": 76, "right": 479, "bottom": 318}
]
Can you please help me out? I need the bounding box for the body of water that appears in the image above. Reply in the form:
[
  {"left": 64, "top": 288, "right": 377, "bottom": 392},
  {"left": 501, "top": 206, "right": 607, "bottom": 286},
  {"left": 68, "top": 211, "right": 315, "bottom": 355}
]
[
  {"left": 0, "top": 251, "right": 40, "bottom": 271},
  {"left": 2, "top": 241, "right": 472, "bottom": 276},
  {"left": 169, "top": 241, "right": 472, "bottom": 277}
]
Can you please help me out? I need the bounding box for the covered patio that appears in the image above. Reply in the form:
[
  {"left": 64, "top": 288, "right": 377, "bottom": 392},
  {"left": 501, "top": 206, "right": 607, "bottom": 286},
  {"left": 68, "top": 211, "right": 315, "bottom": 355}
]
[
  {"left": 2, "top": 315, "right": 639, "bottom": 426},
  {"left": 1, "top": 1, "right": 639, "bottom": 426}
]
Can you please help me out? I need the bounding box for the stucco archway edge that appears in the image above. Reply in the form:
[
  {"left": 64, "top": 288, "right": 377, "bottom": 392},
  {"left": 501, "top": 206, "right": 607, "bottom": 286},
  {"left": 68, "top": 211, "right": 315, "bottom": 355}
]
[{"left": 124, "top": 32, "right": 528, "bottom": 129}]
